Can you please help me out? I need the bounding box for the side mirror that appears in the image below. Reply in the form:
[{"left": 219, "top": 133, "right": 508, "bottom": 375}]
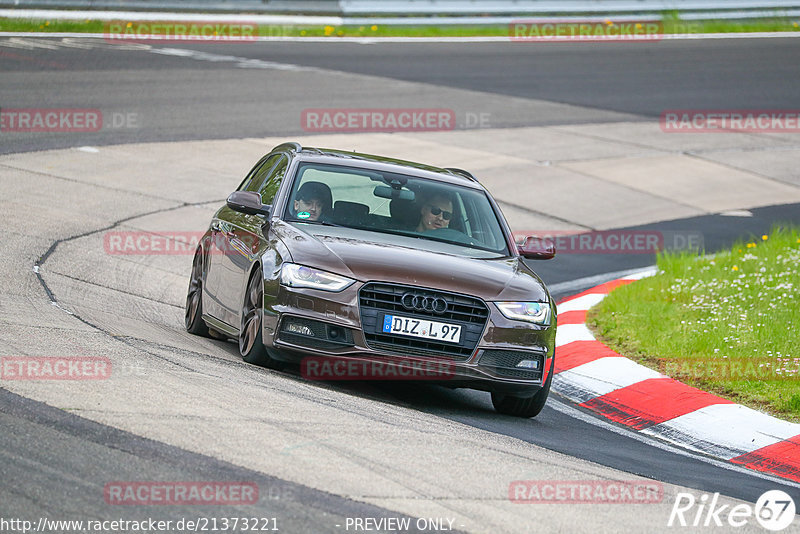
[
  {"left": 227, "top": 191, "right": 271, "bottom": 217},
  {"left": 518, "top": 236, "right": 556, "bottom": 260}
]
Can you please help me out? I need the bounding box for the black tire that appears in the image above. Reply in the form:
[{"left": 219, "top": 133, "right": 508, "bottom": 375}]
[
  {"left": 239, "top": 267, "right": 281, "bottom": 369},
  {"left": 185, "top": 248, "right": 210, "bottom": 337},
  {"left": 491, "top": 357, "right": 554, "bottom": 418}
]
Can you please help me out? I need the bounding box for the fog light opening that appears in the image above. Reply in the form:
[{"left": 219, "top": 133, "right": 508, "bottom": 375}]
[
  {"left": 285, "top": 320, "right": 315, "bottom": 337},
  {"left": 327, "top": 325, "right": 343, "bottom": 341}
]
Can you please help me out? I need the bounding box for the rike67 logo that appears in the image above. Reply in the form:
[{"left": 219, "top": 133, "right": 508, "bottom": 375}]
[{"left": 668, "top": 490, "right": 796, "bottom": 531}]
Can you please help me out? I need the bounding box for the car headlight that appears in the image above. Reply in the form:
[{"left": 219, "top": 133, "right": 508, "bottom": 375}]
[
  {"left": 495, "top": 302, "right": 551, "bottom": 326},
  {"left": 280, "top": 263, "right": 355, "bottom": 292}
]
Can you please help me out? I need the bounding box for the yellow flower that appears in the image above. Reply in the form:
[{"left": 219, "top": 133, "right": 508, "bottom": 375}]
[
  {"left": 762, "top": 234, "right": 768, "bottom": 241},
  {"left": 45, "top": 21, "right": 50, "bottom": 26},
  {"left": 738, "top": 249, "right": 743, "bottom": 253},
  {"left": 324, "top": 25, "right": 335, "bottom": 36},
  {"left": 300, "top": 30, "right": 306, "bottom": 36},
  {"left": 732, "top": 265, "right": 739, "bottom": 271},
  {"left": 127, "top": 22, "right": 133, "bottom": 28},
  {"left": 371, "top": 25, "right": 378, "bottom": 31},
  {"left": 747, "top": 242, "right": 756, "bottom": 248},
  {"left": 605, "top": 19, "right": 613, "bottom": 26}
]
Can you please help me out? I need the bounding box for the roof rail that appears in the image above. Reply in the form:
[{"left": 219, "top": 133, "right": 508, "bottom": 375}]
[
  {"left": 445, "top": 167, "right": 478, "bottom": 182},
  {"left": 270, "top": 142, "right": 302, "bottom": 154}
]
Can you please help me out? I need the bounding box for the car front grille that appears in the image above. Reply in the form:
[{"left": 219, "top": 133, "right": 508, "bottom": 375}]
[
  {"left": 478, "top": 349, "right": 545, "bottom": 380},
  {"left": 359, "top": 282, "right": 489, "bottom": 361}
]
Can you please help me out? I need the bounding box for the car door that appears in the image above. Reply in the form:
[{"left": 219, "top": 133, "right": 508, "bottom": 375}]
[
  {"left": 203, "top": 156, "right": 267, "bottom": 323},
  {"left": 204, "top": 154, "right": 276, "bottom": 326},
  {"left": 213, "top": 154, "right": 289, "bottom": 328}
]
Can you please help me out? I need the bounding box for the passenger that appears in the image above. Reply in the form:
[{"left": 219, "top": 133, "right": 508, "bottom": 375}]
[
  {"left": 293, "top": 181, "right": 332, "bottom": 222},
  {"left": 415, "top": 192, "right": 453, "bottom": 232}
]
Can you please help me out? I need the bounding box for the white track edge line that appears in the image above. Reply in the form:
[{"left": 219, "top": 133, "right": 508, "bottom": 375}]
[{"left": 548, "top": 397, "right": 800, "bottom": 492}]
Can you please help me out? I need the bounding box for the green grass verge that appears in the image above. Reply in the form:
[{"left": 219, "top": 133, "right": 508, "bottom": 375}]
[
  {"left": 587, "top": 225, "right": 800, "bottom": 422},
  {"left": 1, "top": 16, "right": 799, "bottom": 37}
]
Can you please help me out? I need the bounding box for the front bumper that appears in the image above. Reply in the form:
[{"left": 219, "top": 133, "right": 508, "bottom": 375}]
[{"left": 262, "top": 282, "right": 556, "bottom": 396}]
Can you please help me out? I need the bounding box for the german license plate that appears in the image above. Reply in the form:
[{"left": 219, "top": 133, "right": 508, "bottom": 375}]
[{"left": 381, "top": 314, "right": 461, "bottom": 344}]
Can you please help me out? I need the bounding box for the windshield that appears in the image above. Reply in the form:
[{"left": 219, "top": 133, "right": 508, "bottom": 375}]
[{"left": 282, "top": 162, "right": 510, "bottom": 256}]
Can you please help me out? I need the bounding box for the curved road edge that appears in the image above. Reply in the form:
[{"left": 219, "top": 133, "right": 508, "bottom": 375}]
[{"left": 555, "top": 268, "right": 800, "bottom": 484}]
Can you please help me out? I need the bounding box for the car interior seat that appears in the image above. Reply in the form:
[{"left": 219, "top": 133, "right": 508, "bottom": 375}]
[
  {"left": 389, "top": 198, "right": 419, "bottom": 230},
  {"left": 332, "top": 201, "right": 369, "bottom": 226}
]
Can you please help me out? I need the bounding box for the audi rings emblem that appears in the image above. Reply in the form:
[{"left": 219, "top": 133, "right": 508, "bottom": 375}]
[{"left": 401, "top": 293, "right": 448, "bottom": 314}]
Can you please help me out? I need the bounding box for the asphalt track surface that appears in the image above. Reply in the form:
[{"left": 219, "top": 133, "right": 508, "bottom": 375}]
[
  {"left": 2, "top": 37, "right": 800, "bottom": 154},
  {"left": 2, "top": 35, "right": 800, "bottom": 531}
]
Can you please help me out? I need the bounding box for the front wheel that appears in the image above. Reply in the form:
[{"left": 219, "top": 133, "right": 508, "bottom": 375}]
[
  {"left": 185, "top": 248, "right": 210, "bottom": 337},
  {"left": 491, "top": 358, "right": 554, "bottom": 418},
  {"left": 239, "top": 267, "right": 281, "bottom": 369}
]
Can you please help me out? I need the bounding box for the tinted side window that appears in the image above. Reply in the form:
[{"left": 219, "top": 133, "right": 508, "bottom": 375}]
[
  {"left": 236, "top": 155, "right": 289, "bottom": 206},
  {"left": 237, "top": 154, "right": 278, "bottom": 192},
  {"left": 253, "top": 156, "right": 288, "bottom": 205}
]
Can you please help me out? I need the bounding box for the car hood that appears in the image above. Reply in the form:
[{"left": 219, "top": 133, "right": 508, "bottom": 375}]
[{"left": 274, "top": 222, "right": 549, "bottom": 301}]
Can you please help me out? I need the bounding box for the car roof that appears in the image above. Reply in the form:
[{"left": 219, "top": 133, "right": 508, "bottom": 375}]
[{"left": 268, "top": 143, "right": 485, "bottom": 190}]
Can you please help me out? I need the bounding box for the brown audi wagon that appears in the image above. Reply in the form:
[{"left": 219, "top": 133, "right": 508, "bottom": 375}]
[{"left": 185, "top": 142, "right": 557, "bottom": 417}]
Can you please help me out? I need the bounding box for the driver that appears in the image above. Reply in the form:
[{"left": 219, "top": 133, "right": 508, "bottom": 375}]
[
  {"left": 293, "top": 181, "right": 332, "bottom": 222},
  {"left": 416, "top": 192, "right": 453, "bottom": 232}
]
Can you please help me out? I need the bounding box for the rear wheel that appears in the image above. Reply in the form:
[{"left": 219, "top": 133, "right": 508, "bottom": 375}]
[
  {"left": 239, "top": 267, "right": 281, "bottom": 369},
  {"left": 185, "top": 248, "right": 210, "bottom": 337},
  {"left": 491, "top": 358, "right": 554, "bottom": 418}
]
